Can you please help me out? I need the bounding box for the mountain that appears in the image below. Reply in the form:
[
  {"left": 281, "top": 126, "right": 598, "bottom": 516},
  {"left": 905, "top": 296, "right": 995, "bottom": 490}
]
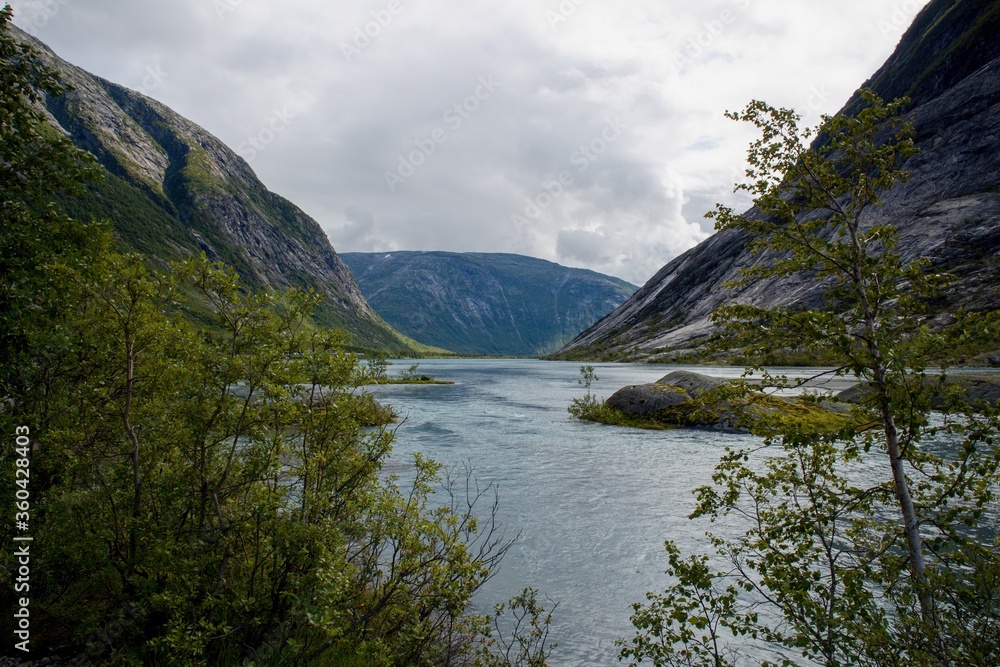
[
  {"left": 340, "top": 252, "right": 637, "bottom": 356},
  {"left": 555, "top": 0, "right": 1000, "bottom": 362},
  {"left": 11, "top": 25, "right": 425, "bottom": 355}
]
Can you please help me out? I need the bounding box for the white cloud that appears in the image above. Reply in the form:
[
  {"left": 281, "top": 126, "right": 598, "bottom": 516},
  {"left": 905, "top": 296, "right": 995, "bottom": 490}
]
[{"left": 9, "top": 0, "right": 928, "bottom": 285}]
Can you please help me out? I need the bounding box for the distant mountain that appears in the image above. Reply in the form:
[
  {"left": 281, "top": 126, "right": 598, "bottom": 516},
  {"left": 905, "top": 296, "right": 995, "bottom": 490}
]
[
  {"left": 340, "top": 252, "right": 637, "bottom": 356},
  {"left": 555, "top": 0, "right": 1000, "bottom": 362},
  {"left": 11, "top": 25, "right": 424, "bottom": 355}
]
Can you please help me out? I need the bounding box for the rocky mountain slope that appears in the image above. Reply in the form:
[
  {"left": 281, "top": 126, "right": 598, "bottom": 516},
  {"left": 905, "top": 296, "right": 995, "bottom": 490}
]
[
  {"left": 555, "top": 0, "right": 1000, "bottom": 362},
  {"left": 341, "top": 252, "right": 636, "bottom": 356},
  {"left": 11, "top": 25, "right": 421, "bottom": 354}
]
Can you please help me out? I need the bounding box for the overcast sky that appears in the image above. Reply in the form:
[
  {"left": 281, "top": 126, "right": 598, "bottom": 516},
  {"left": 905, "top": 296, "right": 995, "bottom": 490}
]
[{"left": 11, "top": 0, "right": 927, "bottom": 284}]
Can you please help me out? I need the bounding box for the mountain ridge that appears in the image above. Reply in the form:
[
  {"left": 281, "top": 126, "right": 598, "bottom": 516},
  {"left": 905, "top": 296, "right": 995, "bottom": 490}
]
[{"left": 341, "top": 251, "right": 637, "bottom": 356}]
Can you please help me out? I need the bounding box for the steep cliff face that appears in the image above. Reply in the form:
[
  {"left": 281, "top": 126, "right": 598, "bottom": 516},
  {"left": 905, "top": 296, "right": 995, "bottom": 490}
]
[
  {"left": 12, "top": 25, "right": 415, "bottom": 353},
  {"left": 556, "top": 0, "right": 1000, "bottom": 362},
  {"left": 341, "top": 252, "right": 637, "bottom": 356}
]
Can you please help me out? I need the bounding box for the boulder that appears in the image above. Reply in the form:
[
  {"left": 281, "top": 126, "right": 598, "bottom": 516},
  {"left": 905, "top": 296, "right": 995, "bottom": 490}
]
[
  {"left": 607, "top": 371, "right": 728, "bottom": 423},
  {"left": 834, "top": 383, "right": 871, "bottom": 404},
  {"left": 655, "top": 370, "right": 724, "bottom": 398},
  {"left": 606, "top": 383, "right": 689, "bottom": 418},
  {"left": 837, "top": 375, "right": 1000, "bottom": 411},
  {"left": 962, "top": 377, "right": 1000, "bottom": 408}
]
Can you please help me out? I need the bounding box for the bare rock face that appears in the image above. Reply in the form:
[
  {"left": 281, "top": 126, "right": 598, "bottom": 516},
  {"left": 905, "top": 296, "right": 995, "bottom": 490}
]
[
  {"left": 11, "top": 25, "right": 410, "bottom": 353},
  {"left": 556, "top": 0, "right": 1000, "bottom": 362}
]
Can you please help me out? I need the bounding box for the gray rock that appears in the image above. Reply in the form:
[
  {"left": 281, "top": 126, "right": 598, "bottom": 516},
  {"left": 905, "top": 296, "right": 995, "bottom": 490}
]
[
  {"left": 836, "top": 375, "right": 1000, "bottom": 411},
  {"left": 602, "top": 371, "right": 854, "bottom": 432},
  {"left": 835, "top": 383, "right": 872, "bottom": 404},
  {"left": 655, "top": 370, "right": 724, "bottom": 398},
  {"left": 607, "top": 371, "right": 729, "bottom": 423},
  {"left": 606, "top": 383, "right": 690, "bottom": 417},
  {"left": 962, "top": 377, "right": 1000, "bottom": 408}
]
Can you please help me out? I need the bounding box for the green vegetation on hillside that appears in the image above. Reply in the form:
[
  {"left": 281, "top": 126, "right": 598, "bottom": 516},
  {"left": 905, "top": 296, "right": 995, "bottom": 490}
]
[{"left": 55, "top": 167, "right": 189, "bottom": 259}]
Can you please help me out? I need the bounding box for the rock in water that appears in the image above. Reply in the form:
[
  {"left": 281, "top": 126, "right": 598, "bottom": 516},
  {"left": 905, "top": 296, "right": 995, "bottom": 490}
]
[
  {"left": 606, "top": 383, "right": 690, "bottom": 417},
  {"left": 654, "top": 371, "right": 724, "bottom": 398}
]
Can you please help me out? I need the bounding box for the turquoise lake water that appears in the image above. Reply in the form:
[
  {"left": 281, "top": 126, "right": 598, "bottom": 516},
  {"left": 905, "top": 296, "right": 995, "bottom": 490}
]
[
  {"left": 368, "top": 358, "right": 764, "bottom": 666},
  {"left": 364, "top": 359, "right": 1000, "bottom": 666}
]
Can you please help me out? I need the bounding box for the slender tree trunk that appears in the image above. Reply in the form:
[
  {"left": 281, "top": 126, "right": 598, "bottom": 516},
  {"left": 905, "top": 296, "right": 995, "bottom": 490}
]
[
  {"left": 849, "top": 218, "right": 938, "bottom": 628},
  {"left": 877, "top": 386, "right": 928, "bottom": 595},
  {"left": 865, "top": 342, "right": 933, "bottom": 619},
  {"left": 876, "top": 373, "right": 951, "bottom": 665}
]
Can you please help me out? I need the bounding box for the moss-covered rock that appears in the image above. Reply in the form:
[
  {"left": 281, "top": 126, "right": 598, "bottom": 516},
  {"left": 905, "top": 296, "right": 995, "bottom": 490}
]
[
  {"left": 837, "top": 374, "right": 1000, "bottom": 411},
  {"left": 606, "top": 383, "right": 690, "bottom": 417},
  {"left": 590, "top": 371, "right": 854, "bottom": 433}
]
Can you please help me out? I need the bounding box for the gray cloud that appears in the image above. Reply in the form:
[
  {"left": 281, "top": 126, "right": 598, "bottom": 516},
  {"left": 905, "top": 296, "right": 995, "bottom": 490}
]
[
  {"left": 336, "top": 205, "right": 378, "bottom": 248},
  {"left": 557, "top": 229, "right": 614, "bottom": 265},
  {"left": 10, "top": 0, "right": 929, "bottom": 284}
]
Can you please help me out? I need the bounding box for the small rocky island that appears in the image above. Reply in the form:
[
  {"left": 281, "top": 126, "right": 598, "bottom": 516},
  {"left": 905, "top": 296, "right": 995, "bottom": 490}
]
[
  {"left": 585, "top": 371, "right": 851, "bottom": 433},
  {"left": 576, "top": 370, "right": 1000, "bottom": 433}
]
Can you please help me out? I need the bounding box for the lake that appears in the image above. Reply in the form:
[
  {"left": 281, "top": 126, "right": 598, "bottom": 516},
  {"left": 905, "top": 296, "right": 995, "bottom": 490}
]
[{"left": 368, "top": 358, "right": 773, "bottom": 666}]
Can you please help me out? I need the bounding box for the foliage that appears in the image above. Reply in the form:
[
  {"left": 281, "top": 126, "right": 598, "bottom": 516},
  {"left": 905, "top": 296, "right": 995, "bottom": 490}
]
[
  {"left": 578, "top": 365, "right": 598, "bottom": 394},
  {"left": 0, "top": 3, "right": 102, "bottom": 406},
  {"left": 2, "top": 249, "right": 513, "bottom": 665},
  {"left": 566, "top": 366, "right": 659, "bottom": 429},
  {"left": 567, "top": 365, "right": 628, "bottom": 424},
  {"left": 624, "top": 91, "right": 1000, "bottom": 665},
  {"left": 619, "top": 541, "right": 747, "bottom": 667},
  {"left": 388, "top": 364, "right": 452, "bottom": 385},
  {"left": 568, "top": 395, "right": 672, "bottom": 431},
  {"left": 359, "top": 360, "right": 451, "bottom": 386},
  {"left": 567, "top": 365, "right": 600, "bottom": 417},
  {"left": 476, "top": 588, "right": 557, "bottom": 667},
  {"left": 365, "top": 354, "right": 390, "bottom": 383}
]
